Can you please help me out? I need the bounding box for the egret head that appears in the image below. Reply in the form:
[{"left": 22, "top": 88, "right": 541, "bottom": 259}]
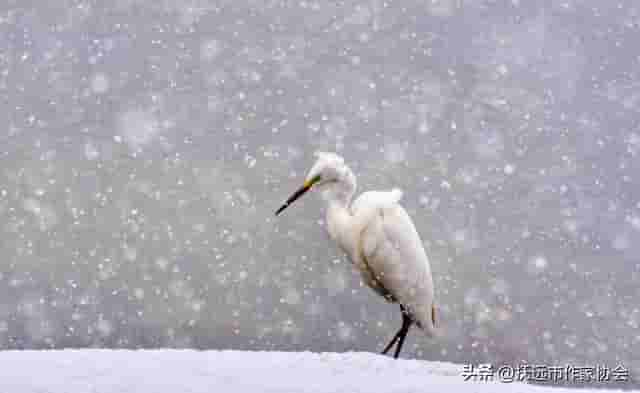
[{"left": 275, "top": 152, "right": 355, "bottom": 215}]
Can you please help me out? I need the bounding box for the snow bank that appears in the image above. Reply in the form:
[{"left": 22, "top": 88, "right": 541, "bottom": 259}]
[{"left": 0, "top": 350, "right": 629, "bottom": 393}]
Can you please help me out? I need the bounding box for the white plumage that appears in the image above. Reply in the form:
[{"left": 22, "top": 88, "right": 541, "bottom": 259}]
[{"left": 276, "top": 152, "right": 437, "bottom": 358}]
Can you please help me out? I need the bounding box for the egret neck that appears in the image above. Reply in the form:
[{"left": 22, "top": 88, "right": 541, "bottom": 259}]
[{"left": 324, "top": 170, "right": 357, "bottom": 254}]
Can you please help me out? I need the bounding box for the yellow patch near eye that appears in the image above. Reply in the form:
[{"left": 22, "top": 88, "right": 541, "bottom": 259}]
[{"left": 304, "top": 174, "right": 321, "bottom": 188}]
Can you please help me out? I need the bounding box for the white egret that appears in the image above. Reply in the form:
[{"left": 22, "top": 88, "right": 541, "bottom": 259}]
[{"left": 275, "top": 152, "right": 436, "bottom": 358}]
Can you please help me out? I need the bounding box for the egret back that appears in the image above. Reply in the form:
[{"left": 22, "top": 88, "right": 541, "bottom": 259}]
[{"left": 354, "top": 194, "right": 436, "bottom": 336}]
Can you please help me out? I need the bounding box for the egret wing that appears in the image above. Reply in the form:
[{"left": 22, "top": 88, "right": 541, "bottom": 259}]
[
  {"left": 359, "top": 204, "right": 435, "bottom": 334},
  {"left": 349, "top": 190, "right": 403, "bottom": 299}
]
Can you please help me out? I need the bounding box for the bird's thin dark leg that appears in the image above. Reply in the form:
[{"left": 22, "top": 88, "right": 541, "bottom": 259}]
[
  {"left": 393, "top": 313, "right": 412, "bottom": 359},
  {"left": 381, "top": 304, "right": 406, "bottom": 355},
  {"left": 381, "top": 327, "right": 403, "bottom": 355},
  {"left": 381, "top": 304, "right": 413, "bottom": 358}
]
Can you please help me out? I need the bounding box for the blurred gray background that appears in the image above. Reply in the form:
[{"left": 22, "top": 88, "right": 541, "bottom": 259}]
[{"left": 0, "top": 0, "right": 638, "bottom": 387}]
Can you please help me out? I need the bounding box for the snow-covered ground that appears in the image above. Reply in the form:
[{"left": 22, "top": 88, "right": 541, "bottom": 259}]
[{"left": 0, "top": 350, "right": 631, "bottom": 393}]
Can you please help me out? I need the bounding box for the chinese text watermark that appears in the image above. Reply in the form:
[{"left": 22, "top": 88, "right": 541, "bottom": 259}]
[{"left": 461, "top": 363, "right": 631, "bottom": 384}]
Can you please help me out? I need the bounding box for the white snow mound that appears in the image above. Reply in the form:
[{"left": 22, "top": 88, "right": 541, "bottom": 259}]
[{"left": 0, "top": 350, "right": 629, "bottom": 393}]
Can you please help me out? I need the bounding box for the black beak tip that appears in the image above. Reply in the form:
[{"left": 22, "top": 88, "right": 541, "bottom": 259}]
[
  {"left": 275, "top": 181, "right": 313, "bottom": 217},
  {"left": 275, "top": 204, "right": 287, "bottom": 216}
]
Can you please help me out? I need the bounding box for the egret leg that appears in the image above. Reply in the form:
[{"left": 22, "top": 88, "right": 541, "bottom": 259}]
[
  {"left": 393, "top": 315, "right": 412, "bottom": 359},
  {"left": 381, "top": 305, "right": 413, "bottom": 359},
  {"left": 381, "top": 328, "right": 402, "bottom": 355}
]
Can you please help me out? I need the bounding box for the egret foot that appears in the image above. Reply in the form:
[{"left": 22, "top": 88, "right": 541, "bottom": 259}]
[{"left": 381, "top": 304, "right": 413, "bottom": 359}]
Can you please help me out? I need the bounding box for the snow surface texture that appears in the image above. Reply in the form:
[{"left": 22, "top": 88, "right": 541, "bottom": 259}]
[{"left": 0, "top": 350, "right": 632, "bottom": 393}]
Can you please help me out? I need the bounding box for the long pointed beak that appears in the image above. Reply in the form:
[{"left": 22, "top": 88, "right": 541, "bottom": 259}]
[{"left": 275, "top": 175, "right": 320, "bottom": 216}]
